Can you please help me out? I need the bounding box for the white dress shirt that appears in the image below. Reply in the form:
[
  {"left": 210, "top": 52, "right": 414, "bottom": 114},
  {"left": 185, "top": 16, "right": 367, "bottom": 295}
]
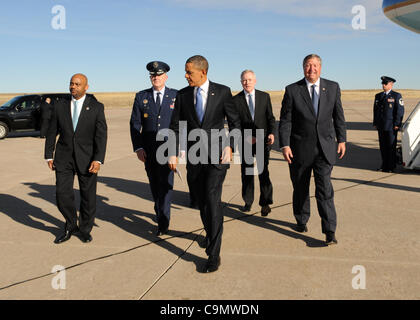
[
  {"left": 153, "top": 87, "right": 165, "bottom": 104},
  {"left": 71, "top": 94, "right": 86, "bottom": 122},
  {"left": 305, "top": 78, "right": 320, "bottom": 99},
  {"left": 244, "top": 89, "right": 256, "bottom": 118},
  {"left": 194, "top": 79, "right": 210, "bottom": 113}
]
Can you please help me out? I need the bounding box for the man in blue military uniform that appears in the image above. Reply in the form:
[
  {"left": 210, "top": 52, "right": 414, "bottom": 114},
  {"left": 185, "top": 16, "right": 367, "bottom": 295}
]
[
  {"left": 130, "top": 61, "right": 177, "bottom": 236},
  {"left": 373, "top": 76, "right": 404, "bottom": 172}
]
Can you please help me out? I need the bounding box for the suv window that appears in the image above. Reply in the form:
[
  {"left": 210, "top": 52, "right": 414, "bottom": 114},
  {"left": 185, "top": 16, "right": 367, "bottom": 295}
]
[{"left": 16, "top": 96, "right": 41, "bottom": 110}]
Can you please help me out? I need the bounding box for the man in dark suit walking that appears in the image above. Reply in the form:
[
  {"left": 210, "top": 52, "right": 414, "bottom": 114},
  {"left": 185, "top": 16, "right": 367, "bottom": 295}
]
[
  {"left": 45, "top": 73, "right": 107, "bottom": 244},
  {"left": 233, "top": 70, "right": 275, "bottom": 216},
  {"left": 373, "top": 76, "right": 404, "bottom": 172},
  {"left": 130, "top": 61, "right": 177, "bottom": 236},
  {"left": 40, "top": 97, "right": 52, "bottom": 138},
  {"left": 168, "top": 55, "right": 241, "bottom": 272},
  {"left": 278, "top": 54, "right": 346, "bottom": 245}
]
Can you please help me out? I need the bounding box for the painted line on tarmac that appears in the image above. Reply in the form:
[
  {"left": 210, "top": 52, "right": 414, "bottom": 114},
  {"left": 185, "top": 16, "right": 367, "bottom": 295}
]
[{"left": 0, "top": 172, "right": 395, "bottom": 293}]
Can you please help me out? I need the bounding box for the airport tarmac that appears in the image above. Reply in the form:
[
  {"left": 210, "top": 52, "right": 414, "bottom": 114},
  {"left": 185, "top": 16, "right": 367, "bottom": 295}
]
[{"left": 0, "top": 94, "right": 419, "bottom": 300}]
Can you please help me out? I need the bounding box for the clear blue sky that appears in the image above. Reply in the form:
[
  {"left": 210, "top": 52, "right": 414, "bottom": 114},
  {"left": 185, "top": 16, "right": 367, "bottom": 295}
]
[{"left": 0, "top": 0, "right": 419, "bottom": 93}]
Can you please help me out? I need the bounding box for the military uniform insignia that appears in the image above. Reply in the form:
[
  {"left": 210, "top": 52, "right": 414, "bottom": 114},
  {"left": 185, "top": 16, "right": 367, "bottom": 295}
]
[
  {"left": 399, "top": 98, "right": 404, "bottom": 106},
  {"left": 143, "top": 99, "right": 148, "bottom": 104},
  {"left": 322, "top": 88, "right": 326, "bottom": 91},
  {"left": 144, "top": 113, "right": 148, "bottom": 118},
  {"left": 170, "top": 104, "right": 174, "bottom": 109},
  {"left": 211, "top": 92, "right": 215, "bottom": 96},
  {"left": 387, "top": 98, "right": 395, "bottom": 102},
  {"left": 153, "top": 61, "right": 158, "bottom": 68},
  {"left": 389, "top": 104, "right": 392, "bottom": 108},
  {"left": 86, "top": 107, "right": 90, "bottom": 110},
  {"left": 172, "top": 98, "right": 176, "bottom": 102}
]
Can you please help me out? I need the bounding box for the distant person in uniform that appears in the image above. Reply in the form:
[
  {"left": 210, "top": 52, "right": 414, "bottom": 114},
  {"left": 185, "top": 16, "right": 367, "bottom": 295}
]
[
  {"left": 279, "top": 54, "right": 346, "bottom": 246},
  {"left": 45, "top": 73, "right": 108, "bottom": 244},
  {"left": 373, "top": 76, "right": 404, "bottom": 172},
  {"left": 168, "top": 55, "right": 241, "bottom": 272},
  {"left": 130, "top": 61, "right": 177, "bottom": 236},
  {"left": 233, "top": 70, "right": 275, "bottom": 216},
  {"left": 40, "top": 97, "right": 52, "bottom": 138}
]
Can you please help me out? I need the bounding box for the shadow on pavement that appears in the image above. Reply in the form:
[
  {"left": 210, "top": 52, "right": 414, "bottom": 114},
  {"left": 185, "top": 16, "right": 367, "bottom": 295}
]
[{"left": 224, "top": 204, "right": 327, "bottom": 248}]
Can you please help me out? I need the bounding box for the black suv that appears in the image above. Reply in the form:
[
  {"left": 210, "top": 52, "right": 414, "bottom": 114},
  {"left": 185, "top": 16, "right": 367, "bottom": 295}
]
[{"left": 0, "top": 93, "right": 94, "bottom": 139}]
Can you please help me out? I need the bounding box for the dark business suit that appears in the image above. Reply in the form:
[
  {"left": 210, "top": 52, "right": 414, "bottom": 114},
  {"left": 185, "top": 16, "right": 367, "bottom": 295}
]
[
  {"left": 40, "top": 100, "right": 53, "bottom": 137},
  {"left": 233, "top": 90, "right": 276, "bottom": 207},
  {"left": 169, "top": 81, "right": 241, "bottom": 258},
  {"left": 130, "top": 87, "right": 177, "bottom": 231},
  {"left": 373, "top": 90, "right": 404, "bottom": 171},
  {"left": 45, "top": 95, "right": 107, "bottom": 234},
  {"left": 279, "top": 78, "right": 346, "bottom": 234}
]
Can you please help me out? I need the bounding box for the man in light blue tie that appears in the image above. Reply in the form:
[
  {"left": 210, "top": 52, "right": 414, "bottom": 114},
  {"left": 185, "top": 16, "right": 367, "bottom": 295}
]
[
  {"left": 279, "top": 54, "right": 346, "bottom": 246},
  {"left": 45, "top": 73, "right": 107, "bottom": 244},
  {"left": 233, "top": 70, "right": 276, "bottom": 216}
]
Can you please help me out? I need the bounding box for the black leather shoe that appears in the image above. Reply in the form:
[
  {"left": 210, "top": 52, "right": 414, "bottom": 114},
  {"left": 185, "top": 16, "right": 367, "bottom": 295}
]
[
  {"left": 156, "top": 227, "right": 169, "bottom": 236},
  {"left": 206, "top": 256, "right": 221, "bottom": 273},
  {"left": 241, "top": 204, "right": 251, "bottom": 212},
  {"left": 261, "top": 205, "right": 271, "bottom": 216},
  {"left": 295, "top": 224, "right": 308, "bottom": 233},
  {"left": 54, "top": 229, "right": 77, "bottom": 244},
  {"left": 326, "top": 232, "right": 338, "bottom": 245},
  {"left": 80, "top": 233, "right": 92, "bottom": 243}
]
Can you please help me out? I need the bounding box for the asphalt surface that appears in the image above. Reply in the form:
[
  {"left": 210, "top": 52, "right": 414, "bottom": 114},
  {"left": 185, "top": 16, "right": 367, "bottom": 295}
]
[{"left": 0, "top": 98, "right": 419, "bottom": 300}]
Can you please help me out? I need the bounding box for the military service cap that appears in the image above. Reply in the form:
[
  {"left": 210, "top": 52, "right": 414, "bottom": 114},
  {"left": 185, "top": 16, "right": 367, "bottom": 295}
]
[
  {"left": 147, "top": 61, "right": 170, "bottom": 75},
  {"left": 381, "top": 76, "right": 396, "bottom": 84}
]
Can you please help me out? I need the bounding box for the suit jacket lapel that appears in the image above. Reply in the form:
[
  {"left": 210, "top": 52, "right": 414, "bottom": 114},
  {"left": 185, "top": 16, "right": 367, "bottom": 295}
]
[
  {"left": 75, "top": 96, "right": 91, "bottom": 133},
  {"left": 318, "top": 78, "right": 327, "bottom": 119},
  {"left": 299, "top": 78, "right": 316, "bottom": 117},
  {"left": 201, "top": 81, "right": 215, "bottom": 126},
  {"left": 187, "top": 86, "right": 200, "bottom": 126},
  {"left": 240, "top": 90, "right": 253, "bottom": 122}
]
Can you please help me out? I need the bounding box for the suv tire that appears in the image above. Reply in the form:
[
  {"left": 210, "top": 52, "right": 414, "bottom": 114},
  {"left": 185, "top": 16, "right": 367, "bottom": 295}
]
[{"left": 0, "top": 121, "right": 9, "bottom": 139}]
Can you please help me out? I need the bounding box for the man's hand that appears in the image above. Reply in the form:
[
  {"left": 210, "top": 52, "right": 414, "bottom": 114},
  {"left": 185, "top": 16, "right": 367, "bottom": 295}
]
[
  {"left": 394, "top": 126, "right": 399, "bottom": 131},
  {"left": 337, "top": 142, "right": 346, "bottom": 159},
  {"left": 221, "top": 146, "right": 233, "bottom": 164},
  {"left": 282, "top": 146, "right": 293, "bottom": 164},
  {"left": 47, "top": 160, "right": 55, "bottom": 171},
  {"left": 136, "top": 149, "right": 147, "bottom": 163},
  {"left": 168, "top": 155, "right": 178, "bottom": 171},
  {"left": 88, "top": 161, "right": 101, "bottom": 174},
  {"left": 266, "top": 134, "right": 275, "bottom": 145}
]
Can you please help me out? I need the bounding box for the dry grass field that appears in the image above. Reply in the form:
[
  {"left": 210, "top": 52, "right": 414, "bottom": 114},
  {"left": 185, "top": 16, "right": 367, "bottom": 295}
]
[{"left": 1, "top": 90, "right": 419, "bottom": 110}]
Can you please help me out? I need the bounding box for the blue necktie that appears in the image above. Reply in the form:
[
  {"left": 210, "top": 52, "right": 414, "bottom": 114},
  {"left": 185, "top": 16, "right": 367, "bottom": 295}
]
[
  {"left": 72, "top": 100, "right": 79, "bottom": 130},
  {"left": 156, "top": 92, "right": 161, "bottom": 107},
  {"left": 248, "top": 94, "right": 254, "bottom": 120},
  {"left": 311, "top": 84, "right": 319, "bottom": 116},
  {"left": 195, "top": 87, "right": 204, "bottom": 123}
]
